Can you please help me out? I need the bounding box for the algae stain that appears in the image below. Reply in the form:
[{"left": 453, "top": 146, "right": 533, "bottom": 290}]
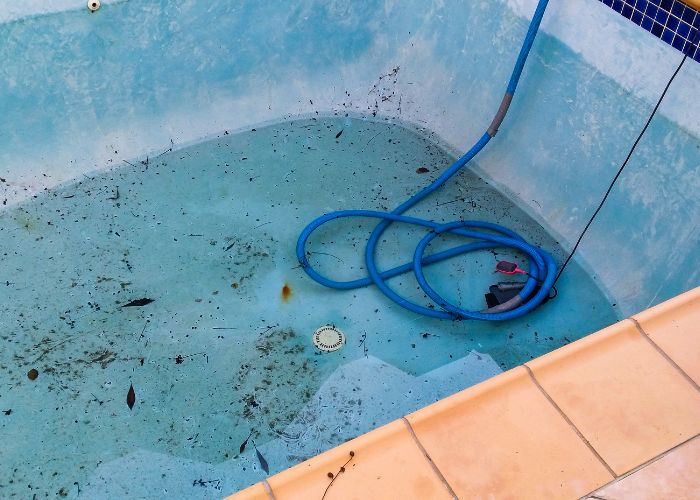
[
  {"left": 281, "top": 283, "right": 292, "bottom": 301},
  {"left": 12, "top": 210, "right": 42, "bottom": 232}
]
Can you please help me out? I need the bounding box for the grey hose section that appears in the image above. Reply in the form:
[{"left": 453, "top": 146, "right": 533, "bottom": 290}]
[
  {"left": 481, "top": 294, "right": 524, "bottom": 313},
  {"left": 496, "top": 283, "right": 526, "bottom": 291},
  {"left": 487, "top": 92, "right": 514, "bottom": 137}
]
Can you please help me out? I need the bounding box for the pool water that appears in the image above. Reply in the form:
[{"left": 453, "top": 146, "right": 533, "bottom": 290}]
[{"left": 0, "top": 115, "right": 617, "bottom": 498}]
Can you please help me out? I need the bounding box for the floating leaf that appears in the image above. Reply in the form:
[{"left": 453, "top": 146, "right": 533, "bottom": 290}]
[
  {"left": 239, "top": 430, "right": 253, "bottom": 454},
  {"left": 255, "top": 445, "right": 269, "bottom": 474},
  {"left": 121, "top": 298, "right": 154, "bottom": 308},
  {"left": 127, "top": 383, "right": 135, "bottom": 410}
]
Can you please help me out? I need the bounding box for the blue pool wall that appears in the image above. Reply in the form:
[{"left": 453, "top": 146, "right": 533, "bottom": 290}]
[{"left": 0, "top": 0, "right": 698, "bottom": 316}]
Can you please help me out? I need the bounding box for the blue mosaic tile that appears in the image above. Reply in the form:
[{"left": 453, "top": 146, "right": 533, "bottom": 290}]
[{"left": 599, "top": 0, "right": 700, "bottom": 62}]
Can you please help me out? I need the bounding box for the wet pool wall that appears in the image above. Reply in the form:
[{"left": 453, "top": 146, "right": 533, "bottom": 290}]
[{"left": 0, "top": 0, "right": 698, "bottom": 315}]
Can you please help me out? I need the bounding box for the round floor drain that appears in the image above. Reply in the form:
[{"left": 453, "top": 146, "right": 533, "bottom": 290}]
[{"left": 312, "top": 325, "right": 345, "bottom": 352}]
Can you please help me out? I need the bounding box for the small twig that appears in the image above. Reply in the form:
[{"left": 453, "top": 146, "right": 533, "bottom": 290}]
[
  {"left": 182, "top": 351, "right": 206, "bottom": 359},
  {"left": 308, "top": 251, "right": 343, "bottom": 262},
  {"left": 257, "top": 323, "right": 279, "bottom": 335},
  {"left": 30, "top": 336, "right": 77, "bottom": 364},
  {"left": 358, "top": 331, "right": 369, "bottom": 357},
  {"left": 435, "top": 197, "right": 463, "bottom": 207},
  {"left": 140, "top": 322, "right": 149, "bottom": 346},
  {"left": 155, "top": 139, "right": 174, "bottom": 158},
  {"left": 362, "top": 131, "right": 383, "bottom": 151},
  {"left": 122, "top": 160, "right": 137, "bottom": 168},
  {"left": 321, "top": 451, "right": 355, "bottom": 500},
  {"left": 174, "top": 352, "right": 207, "bottom": 364},
  {"left": 192, "top": 478, "right": 221, "bottom": 489},
  {"left": 90, "top": 393, "right": 105, "bottom": 406}
]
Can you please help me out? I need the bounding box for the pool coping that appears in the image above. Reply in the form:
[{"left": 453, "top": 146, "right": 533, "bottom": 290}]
[{"left": 226, "top": 285, "right": 700, "bottom": 499}]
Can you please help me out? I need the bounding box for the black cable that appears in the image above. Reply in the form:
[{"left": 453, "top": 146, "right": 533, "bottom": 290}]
[{"left": 553, "top": 52, "right": 688, "bottom": 285}]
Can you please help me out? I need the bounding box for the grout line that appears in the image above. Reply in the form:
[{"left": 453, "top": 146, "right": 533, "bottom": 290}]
[
  {"left": 630, "top": 317, "right": 700, "bottom": 393},
  {"left": 580, "top": 432, "right": 700, "bottom": 499},
  {"left": 523, "top": 365, "right": 617, "bottom": 479},
  {"left": 401, "top": 417, "right": 459, "bottom": 499},
  {"left": 262, "top": 478, "right": 277, "bottom": 500}
]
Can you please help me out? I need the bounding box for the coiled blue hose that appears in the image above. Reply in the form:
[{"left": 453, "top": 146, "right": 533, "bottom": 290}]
[{"left": 296, "top": 0, "right": 555, "bottom": 321}]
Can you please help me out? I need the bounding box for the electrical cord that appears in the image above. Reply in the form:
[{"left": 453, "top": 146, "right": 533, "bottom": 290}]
[{"left": 553, "top": 51, "right": 689, "bottom": 285}]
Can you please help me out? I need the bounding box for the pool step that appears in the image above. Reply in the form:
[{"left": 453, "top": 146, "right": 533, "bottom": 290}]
[{"left": 227, "top": 286, "right": 700, "bottom": 499}]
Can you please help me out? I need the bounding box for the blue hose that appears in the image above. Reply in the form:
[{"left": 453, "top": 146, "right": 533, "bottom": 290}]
[{"left": 296, "top": 0, "right": 554, "bottom": 321}]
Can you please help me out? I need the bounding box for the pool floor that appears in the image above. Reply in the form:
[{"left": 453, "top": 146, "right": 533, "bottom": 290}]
[{"left": 0, "top": 115, "right": 616, "bottom": 498}]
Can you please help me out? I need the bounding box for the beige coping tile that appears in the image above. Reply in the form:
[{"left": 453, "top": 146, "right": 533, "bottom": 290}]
[
  {"left": 633, "top": 286, "right": 700, "bottom": 386},
  {"left": 589, "top": 434, "right": 700, "bottom": 500},
  {"left": 405, "top": 366, "right": 612, "bottom": 499},
  {"left": 265, "top": 419, "right": 453, "bottom": 500},
  {"left": 225, "top": 481, "right": 270, "bottom": 500},
  {"left": 528, "top": 319, "right": 700, "bottom": 476}
]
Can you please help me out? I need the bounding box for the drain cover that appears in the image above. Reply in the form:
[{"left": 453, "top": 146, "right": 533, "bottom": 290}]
[{"left": 312, "top": 325, "right": 345, "bottom": 352}]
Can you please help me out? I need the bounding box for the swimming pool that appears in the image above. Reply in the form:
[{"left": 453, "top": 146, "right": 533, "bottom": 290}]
[
  {"left": 0, "top": 114, "right": 617, "bottom": 496},
  {"left": 1, "top": 0, "right": 698, "bottom": 498}
]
